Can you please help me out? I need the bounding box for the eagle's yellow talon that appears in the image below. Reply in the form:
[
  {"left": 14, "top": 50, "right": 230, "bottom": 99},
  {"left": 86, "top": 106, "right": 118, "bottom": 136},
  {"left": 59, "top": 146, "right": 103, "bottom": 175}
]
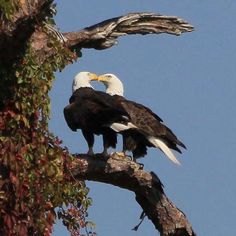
[{"left": 114, "top": 151, "right": 126, "bottom": 158}]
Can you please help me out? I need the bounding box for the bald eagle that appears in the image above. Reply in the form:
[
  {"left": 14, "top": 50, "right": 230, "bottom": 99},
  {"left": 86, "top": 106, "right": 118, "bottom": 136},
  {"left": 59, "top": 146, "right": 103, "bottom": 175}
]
[
  {"left": 63, "top": 72, "right": 130, "bottom": 155},
  {"left": 96, "top": 73, "right": 186, "bottom": 165}
]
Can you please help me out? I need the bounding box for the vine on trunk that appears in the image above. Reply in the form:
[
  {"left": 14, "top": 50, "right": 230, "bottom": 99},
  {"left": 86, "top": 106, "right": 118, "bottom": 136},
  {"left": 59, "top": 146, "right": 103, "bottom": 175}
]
[{"left": 0, "top": 5, "right": 92, "bottom": 235}]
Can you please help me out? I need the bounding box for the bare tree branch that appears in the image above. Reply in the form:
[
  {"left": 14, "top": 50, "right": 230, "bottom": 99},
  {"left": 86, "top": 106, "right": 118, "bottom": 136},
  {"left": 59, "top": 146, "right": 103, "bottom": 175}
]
[
  {"left": 63, "top": 12, "right": 194, "bottom": 50},
  {"left": 31, "top": 12, "right": 194, "bottom": 63},
  {"left": 69, "top": 153, "right": 196, "bottom": 236}
]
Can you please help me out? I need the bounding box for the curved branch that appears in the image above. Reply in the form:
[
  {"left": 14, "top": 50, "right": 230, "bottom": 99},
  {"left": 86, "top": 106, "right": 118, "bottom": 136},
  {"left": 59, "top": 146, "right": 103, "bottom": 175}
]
[
  {"left": 64, "top": 12, "right": 194, "bottom": 50},
  {"left": 31, "top": 12, "right": 194, "bottom": 63},
  {"left": 69, "top": 153, "right": 196, "bottom": 236}
]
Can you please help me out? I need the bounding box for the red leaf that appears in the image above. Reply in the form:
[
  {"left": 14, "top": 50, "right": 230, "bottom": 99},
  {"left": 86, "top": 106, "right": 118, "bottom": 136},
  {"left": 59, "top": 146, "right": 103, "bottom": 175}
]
[
  {"left": 15, "top": 154, "right": 23, "bottom": 161},
  {"left": 20, "top": 146, "right": 28, "bottom": 155},
  {"left": 7, "top": 110, "right": 16, "bottom": 118},
  {"left": 10, "top": 172, "right": 19, "bottom": 186},
  {"left": 4, "top": 214, "right": 13, "bottom": 229},
  {"left": 19, "top": 224, "right": 27, "bottom": 236},
  {"left": 45, "top": 201, "right": 53, "bottom": 210},
  {"left": 0, "top": 116, "right": 5, "bottom": 129}
]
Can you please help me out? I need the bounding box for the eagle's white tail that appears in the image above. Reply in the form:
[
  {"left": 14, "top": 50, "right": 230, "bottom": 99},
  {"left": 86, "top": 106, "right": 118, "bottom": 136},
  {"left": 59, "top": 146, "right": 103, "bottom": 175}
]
[{"left": 148, "top": 137, "right": 181, "bottom": 165}]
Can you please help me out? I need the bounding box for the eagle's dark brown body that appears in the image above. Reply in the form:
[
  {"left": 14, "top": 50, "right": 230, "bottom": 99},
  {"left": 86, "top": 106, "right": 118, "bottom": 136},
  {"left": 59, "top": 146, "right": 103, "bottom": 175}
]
[
  {"left": 112, "top": 95, "right": 186, "bottom": 160},
  {"left": 64, "top": 88, "right": 129, "bottom": 155}
]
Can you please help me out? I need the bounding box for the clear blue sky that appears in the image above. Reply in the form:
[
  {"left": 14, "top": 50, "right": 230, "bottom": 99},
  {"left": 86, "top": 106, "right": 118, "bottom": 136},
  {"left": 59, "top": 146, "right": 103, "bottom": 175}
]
[{"left": 50, "top": 1, "right": 236, "bottom": 235}]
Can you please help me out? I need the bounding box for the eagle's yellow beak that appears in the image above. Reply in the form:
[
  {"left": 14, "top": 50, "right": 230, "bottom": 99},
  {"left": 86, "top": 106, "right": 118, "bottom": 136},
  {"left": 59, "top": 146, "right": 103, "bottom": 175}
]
[
  {"left": 88, "top": 73, "right": 98, "bottom": 81},
  {"left": 97, "top": 75, "right": 108, "bottom": 82}
]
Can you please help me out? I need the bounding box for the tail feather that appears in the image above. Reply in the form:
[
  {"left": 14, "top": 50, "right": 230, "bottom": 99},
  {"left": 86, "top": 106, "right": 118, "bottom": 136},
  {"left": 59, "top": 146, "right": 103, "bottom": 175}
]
[
  {"left": 148, "top": 137, "right": 181, "bottom": 165},
  {"left": 178, "top": 141, "right": 187, "bottom": 149}
]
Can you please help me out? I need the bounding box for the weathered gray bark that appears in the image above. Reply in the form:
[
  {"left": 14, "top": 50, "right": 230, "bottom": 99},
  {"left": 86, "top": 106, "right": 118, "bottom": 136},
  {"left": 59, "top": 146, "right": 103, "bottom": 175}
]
[
  {"left": 63, "top": 12, "right": 194, "bottom": 50},
  {"left": 69, "top": 154, "right": 196, "bottom": 236}
]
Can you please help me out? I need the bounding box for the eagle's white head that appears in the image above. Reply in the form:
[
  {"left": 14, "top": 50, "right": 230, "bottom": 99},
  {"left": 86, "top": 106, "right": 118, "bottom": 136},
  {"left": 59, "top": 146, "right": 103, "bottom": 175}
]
[
  {"left": 72, "top": 71, "right": 98, "bottom": 93},
  {"left": 97, "top": 73, "right": 124, "bottom": 96}
]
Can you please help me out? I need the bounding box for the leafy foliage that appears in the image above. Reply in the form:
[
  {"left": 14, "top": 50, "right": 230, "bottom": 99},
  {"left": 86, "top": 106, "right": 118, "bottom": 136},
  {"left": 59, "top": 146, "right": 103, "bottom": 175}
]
[
  {"left": 0, "top": 3, "right": 92, "bottom": 236},
  {"left": 0, "top": 0, "right": 18, "bottom": 20}
]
